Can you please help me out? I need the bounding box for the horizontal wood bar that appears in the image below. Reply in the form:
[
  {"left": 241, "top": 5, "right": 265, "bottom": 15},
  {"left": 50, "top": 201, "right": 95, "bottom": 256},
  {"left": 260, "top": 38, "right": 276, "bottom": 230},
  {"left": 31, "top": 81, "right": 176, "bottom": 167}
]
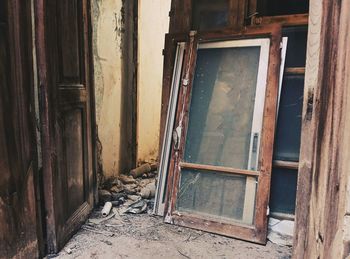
[
  {"left": 284, "top": 67, "right": 305, "bottom": 75},
  {"left": 179, "top": 162, "right": 260, "bottom": 176},
  {"left": 270, "top": 212, "right": 295, "bottom": 221},
  {"left": 273, "top": 160, "right": 299, "bottom": 170},
  {"left": 253, "top": 14, "right": 309, "bottom": 26},
  {"left": 169, "top": 212, "right": 265, "bottom": 244}
]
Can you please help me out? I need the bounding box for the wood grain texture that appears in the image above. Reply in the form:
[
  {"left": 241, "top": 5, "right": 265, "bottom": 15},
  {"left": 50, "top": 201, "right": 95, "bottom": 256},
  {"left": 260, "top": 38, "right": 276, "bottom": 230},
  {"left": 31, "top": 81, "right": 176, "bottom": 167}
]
[
  {"left": 169, "top": 0, "right": 192, "bottom": 33},
  {"left": 0, "top": 0, "right": 40, "bottom": 257},
  {"left": 293, "top": 0, "right": 350, "bottom": 258},
  {"left": 35, "top": 0, "right": 95, "bottom": 253}
]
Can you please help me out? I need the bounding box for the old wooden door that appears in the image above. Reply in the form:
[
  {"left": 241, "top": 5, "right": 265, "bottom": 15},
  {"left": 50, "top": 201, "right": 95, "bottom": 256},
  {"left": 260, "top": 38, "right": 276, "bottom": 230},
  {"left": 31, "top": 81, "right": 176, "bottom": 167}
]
[
  {"left": 0, "top": 0, "right": 40, "bottom": 258},
  {"left": 35, "top": 0, "right": 96, "bottom": 253},
  {"left": 165, "top": 26, "right": 282, "bottom": 244}
]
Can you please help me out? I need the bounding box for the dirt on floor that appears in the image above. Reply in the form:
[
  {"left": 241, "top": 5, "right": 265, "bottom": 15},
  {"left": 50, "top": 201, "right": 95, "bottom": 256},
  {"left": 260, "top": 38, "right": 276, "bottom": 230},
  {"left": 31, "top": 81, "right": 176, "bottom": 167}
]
[{"left": 53, "top": 206, "right": 292, "bottom": 259}]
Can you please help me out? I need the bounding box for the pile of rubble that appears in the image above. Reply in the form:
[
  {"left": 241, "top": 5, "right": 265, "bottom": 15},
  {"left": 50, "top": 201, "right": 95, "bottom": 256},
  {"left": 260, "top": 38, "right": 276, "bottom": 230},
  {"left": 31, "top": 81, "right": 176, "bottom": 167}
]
[{"left": 98, "top": 163, "right": 158, "bottom": 216}]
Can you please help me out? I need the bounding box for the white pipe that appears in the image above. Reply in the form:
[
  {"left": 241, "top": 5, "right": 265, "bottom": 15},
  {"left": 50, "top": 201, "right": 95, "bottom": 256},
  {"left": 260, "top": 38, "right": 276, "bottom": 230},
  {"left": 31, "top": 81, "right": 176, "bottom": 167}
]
[{"left": 101, "top": 202, "right": 112, "bottom": 217}]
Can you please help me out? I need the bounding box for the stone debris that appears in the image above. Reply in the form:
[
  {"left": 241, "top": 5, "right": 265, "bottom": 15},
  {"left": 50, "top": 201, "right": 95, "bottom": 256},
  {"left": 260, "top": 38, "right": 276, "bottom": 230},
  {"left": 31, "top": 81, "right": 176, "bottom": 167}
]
[
  {"left": 97, "top": 163, "right": 157, "bottom": 216},
  {"left": 125, "top": 199, "right": 148, "bottom": 214},
  {"left": 140, "top": 182, "right": 156, "bottom": 199}
]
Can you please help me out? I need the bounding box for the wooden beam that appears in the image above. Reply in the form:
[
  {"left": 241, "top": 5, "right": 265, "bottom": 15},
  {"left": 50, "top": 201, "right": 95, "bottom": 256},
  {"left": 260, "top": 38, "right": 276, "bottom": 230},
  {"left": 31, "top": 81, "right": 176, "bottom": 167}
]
[
  {"left": 273, "top": 160, "right": 299, "bottom": 170},
  {"left": 284, "top": 67, "right": 305, "bottom": 75},
  {"left": 252, "top": 14, "right": 309, "bottom": 26},
  {"left": 293, "top": 0, "right": 350, "bottom": 258},
  {"left": 180, "top": 162, "right": 260, "bottom": 176}
]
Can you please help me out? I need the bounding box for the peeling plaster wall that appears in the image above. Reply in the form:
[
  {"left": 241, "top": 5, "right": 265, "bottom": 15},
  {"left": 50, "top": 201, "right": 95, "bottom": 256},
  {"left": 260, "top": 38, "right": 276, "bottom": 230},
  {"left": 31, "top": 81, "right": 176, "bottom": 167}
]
[
  {"left": 92, "top": 0, "right": 124, "bottom": 177},
  {"left": 92, "top": 0, "right": 170, "bottom": 177},
  {"left": 137, "top": 0, "right": 171, "bottom": 163}
]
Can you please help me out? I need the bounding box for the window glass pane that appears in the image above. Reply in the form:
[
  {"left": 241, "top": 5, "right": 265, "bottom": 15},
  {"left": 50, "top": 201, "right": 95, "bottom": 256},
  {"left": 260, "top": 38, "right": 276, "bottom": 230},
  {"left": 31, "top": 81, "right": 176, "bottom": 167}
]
[
  {"left": 269, "top": 168, "right": 298, "bottom": 214},
  {"left": 192, "top": 0, "right": 229, "bottom": 30},
  {"left": 283, "top": 26, "right": 308, "bottom": 67},
  {"left": 257, "top": 0, "right": 309, "bottom": 16},
  {"left": 177, "top": 169, "right": 257, "bottom": 225},
  {"left": 184, "top": 46, "right": 261, "bottom": 169},
  {"left": 274, "top": 75, "right": 304, "bottom": 161}
]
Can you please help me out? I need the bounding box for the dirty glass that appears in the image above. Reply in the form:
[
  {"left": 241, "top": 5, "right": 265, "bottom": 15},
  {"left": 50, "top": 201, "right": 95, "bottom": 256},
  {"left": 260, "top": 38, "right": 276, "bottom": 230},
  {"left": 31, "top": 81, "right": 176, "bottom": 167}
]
[
  {"left": 274, "top": 75, "right": 304, "bottom": 161},
  {"left": 177, "top": 169, "right": 257, "bottom": 224},
  {"left": 269, "top": 168, "right": 298, "bottom": 214},
  {"left": 192, "top": 0, "right": 229, "bottom": 30},
  {"left": 184, "top": 47, "right": 261, "bottom": 170},
  {"left": 257, "top": 0, "right": 309, "bottom": 16}
]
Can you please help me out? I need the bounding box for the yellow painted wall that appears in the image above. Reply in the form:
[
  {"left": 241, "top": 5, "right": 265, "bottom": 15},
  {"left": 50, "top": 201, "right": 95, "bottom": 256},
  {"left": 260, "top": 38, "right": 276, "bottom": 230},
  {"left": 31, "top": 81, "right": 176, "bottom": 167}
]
[
  {"left": 92, "top": 0, "right": 171, "bottom": 177},
  {"left": 137, "top": 0, "right": 171, "bottom": 163},
  {"left": 92, "top": 0, "right": 124, "bottom": 177}
]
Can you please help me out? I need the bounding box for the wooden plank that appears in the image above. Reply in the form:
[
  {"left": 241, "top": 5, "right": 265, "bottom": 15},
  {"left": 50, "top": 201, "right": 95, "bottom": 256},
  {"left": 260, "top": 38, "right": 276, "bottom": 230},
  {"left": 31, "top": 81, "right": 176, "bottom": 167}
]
[
  {"left": 292, "top": 0, "right": 321, "bottom": 257},
  {"left": 171, "top": 212, "right": 263, "bottom": 244},
  {"left": 273, "top": 160, "right": 299, "bottom": 170},
  {"left": 284, "top": 67, "right": 305, "bottom": 75},
  {"left": 0, "top": 0, "right": 40, "bottom": 257},
  {"left": 252, "top": 14, "right": 309, "bottom": 26},
  {"left": 180, "top": 162, "right": 260, "bottom": 176},
  {"left": 293, "top": 0, "right": 350, "bottom": 258},
  {"left": 169, "top": 0, "right": 192, "bottom": 33}
]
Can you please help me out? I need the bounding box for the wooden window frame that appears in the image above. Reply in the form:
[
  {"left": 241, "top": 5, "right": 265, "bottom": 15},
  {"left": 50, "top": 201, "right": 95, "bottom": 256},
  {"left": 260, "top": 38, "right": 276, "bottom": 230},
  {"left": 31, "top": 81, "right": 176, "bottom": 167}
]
[{"left": 163, "top": 25, "right": 282, "bottom": 244}]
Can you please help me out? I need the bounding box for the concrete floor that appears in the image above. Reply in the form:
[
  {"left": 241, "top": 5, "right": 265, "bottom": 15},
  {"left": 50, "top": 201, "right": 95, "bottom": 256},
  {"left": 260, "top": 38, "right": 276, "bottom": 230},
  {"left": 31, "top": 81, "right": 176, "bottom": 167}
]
[{"left": 54, "top": 208, "right": 292, "bottom": 259}]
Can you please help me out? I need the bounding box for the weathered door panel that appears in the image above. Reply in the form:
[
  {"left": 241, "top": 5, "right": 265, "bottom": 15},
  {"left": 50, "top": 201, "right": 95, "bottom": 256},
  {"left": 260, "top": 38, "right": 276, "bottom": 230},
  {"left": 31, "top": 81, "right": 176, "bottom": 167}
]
[
  {"left": 165, "top": 26, "right": 282, "bottom": 244},
  {"left": 36, "top": 0, "right": 95, "bottom": 253},
  {"left": 0, "top": 0, "right": 39, "bottom": 258}
]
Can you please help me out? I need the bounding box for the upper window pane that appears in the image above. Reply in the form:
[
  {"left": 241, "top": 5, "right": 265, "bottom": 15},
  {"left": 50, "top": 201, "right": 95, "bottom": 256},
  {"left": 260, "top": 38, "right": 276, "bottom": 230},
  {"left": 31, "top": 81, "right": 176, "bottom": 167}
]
[
  {"left": 184, "top": 46, "right": 261, "bottom": 169},
  {"left": 257, "top": 0, "right": 309, "bottom": 16},
  {"left": 192, "top": 0, "right": 229, "bottom": 30}
]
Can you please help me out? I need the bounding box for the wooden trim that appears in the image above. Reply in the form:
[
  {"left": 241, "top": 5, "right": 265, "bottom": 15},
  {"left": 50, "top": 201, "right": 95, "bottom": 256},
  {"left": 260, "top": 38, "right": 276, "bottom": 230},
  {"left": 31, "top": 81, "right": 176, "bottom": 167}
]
[
  {"left": 164, "top": 25, "right": 282, "bottom": 244},
  {"left": 284, "top": 67, "right": 305, "bottom": 75},
  {"left": 252, "top": 25, "right": 282, "bottom": 242},
  {"left": 169, "top": 0, "right": 192, "bottom": 34},
  {"left": 34, "top": 0, "right": 58, "bottom": 253},
  {"left": 273, "top": 160, "right": 299, "bottom": 170},
  {"left": 179, "top": 162, "right": 260, "bottom": 176},
  {"left": 252, "top": 14, "right": 309, "bottom": 27},
  {"left": 171, "top": 213, "right": 264, "bottom": 244}
]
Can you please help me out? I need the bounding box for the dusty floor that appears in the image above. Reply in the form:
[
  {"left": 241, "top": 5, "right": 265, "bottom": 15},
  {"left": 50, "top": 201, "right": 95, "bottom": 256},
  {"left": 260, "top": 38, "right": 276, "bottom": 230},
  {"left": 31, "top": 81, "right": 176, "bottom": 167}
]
[{"left": 54, "top": 208, "right": 292, "bottom": 259}]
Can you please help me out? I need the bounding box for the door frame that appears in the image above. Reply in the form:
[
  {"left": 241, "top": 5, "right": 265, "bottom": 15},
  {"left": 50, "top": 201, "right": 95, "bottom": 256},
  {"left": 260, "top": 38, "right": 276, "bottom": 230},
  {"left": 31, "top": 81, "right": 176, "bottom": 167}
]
[
  {"left": 34, "top": 0, "right": 97, "bottom": 253},
  {"left": 164, "top": 25, "right": 282, "bottom": 244}
]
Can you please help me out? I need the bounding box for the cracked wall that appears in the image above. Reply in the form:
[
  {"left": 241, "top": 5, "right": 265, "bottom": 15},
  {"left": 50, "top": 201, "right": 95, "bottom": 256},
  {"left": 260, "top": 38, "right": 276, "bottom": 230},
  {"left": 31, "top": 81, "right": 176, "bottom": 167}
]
[{"left": 92, "top": 0, "right": 124, "bottom": 177}]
